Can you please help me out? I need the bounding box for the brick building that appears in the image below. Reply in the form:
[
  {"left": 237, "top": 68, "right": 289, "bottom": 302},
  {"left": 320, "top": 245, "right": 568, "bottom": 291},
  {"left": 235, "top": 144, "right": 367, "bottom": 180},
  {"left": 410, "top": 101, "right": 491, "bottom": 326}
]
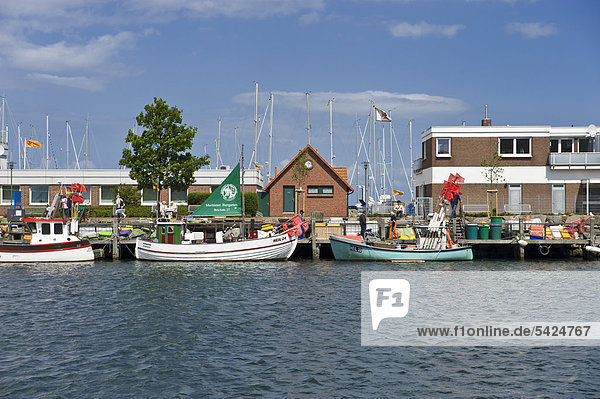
[
  {"left": 264, "top": 145, "right": 353, "bottom": 217},
  {"left": 414, "top": 118, "right": 600, "bottom": 215}
]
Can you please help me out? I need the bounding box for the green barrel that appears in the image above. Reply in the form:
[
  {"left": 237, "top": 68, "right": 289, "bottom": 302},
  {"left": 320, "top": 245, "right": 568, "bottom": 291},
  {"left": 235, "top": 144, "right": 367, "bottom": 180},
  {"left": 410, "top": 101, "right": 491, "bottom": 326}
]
[
  {"left": 490, "top": 224, "right": 502, "bottom": 240},
  {"left": 478, "top": 225, "right": 490, "bottom": 240},
  {"left": 491, "top": 216, "right": 503, "bottom": 224},
  {"left": 466, "top": 224, "right": 479, "bottom": 240}
]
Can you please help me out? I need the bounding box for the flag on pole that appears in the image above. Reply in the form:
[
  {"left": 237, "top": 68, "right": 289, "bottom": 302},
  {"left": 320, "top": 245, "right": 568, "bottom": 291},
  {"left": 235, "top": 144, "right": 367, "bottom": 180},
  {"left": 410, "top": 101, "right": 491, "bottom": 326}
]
[
  {"left": 152, "top": 183, "right": 160, "bottom": 191},
  {"left": 25, "top": 139, "right": 41, "bottom": 148},
  {"left": 375, "top": 107, "right": 391, "bottom": 122},
  {"left": 392, "top": 190, "right": 404, "bottom": 196},
  {"left": 254, "top": 163, "right": 263, "bottom": 169}
]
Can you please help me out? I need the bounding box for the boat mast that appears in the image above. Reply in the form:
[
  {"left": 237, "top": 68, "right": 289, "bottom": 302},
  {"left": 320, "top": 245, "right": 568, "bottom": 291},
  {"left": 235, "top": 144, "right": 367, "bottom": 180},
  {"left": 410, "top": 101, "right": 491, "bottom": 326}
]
[
  {"left": 306, "top": 92, "right": 311, "bottom": 145},
  {"left": 409, "top": 119, "right": 414, "bottom": 205},
  {"left": 217, "top": 118, "right": 221, "bottom": 169},
  {"left": 241, "top": 144, "right": 245, "bottom": 238},
  {"left": 390, "top": 113, "right": 393, "bottom": 199},
  {"left": 328, "top": 98, "right": 334, "bottom": 165},
  {"left": 46, "top": 114, "right": 49, "bottom": 170},
  {"left": 254, "top": 82, "right": 258, "bottom": 169},
  {"left": 85, "top": 118, "right": 89, "bottom": 169},
  {"left": 66, "top": 121, "right": 69, "bottom": 169},
  {"left": 268, "top": 93, "right": 273, "bottom": 180},
  {"left": 17, "top": 123, "right": 21, "bottom": 170}
]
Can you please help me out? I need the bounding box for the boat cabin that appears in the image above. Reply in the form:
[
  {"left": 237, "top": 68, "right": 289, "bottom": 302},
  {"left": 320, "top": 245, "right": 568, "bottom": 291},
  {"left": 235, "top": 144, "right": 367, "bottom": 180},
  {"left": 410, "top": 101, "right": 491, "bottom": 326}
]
[
  {"left": 156, "top": 221, "right": 184, "bottom": 244},
  {"left": 21, "top": 218, "right": 75, "bottom": 244}
]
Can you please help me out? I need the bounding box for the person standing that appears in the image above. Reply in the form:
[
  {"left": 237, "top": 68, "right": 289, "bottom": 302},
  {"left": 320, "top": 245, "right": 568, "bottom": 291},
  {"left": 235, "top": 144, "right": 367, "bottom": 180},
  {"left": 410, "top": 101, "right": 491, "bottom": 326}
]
[
  {"left": 451, "top": 193, "right": 461, "bottom": 218},
  {"left": 115, "top": 194, "right": 125, "bottom": 219},
  {"left": 359, "top": 211, "right": 367, "bottom": 238},
  {"left": 60, "top": 195, "right": 69, "bottom": 218},
  {"left": 388, "top": 211, "right": 398, "bottom": 239}
]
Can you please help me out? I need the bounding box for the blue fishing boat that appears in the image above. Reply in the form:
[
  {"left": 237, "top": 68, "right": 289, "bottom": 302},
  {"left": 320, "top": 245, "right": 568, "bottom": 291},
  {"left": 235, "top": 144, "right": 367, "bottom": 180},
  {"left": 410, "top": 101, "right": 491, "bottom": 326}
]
[{"left": 329, "top": 235, "right": 473, "bottom": 262}]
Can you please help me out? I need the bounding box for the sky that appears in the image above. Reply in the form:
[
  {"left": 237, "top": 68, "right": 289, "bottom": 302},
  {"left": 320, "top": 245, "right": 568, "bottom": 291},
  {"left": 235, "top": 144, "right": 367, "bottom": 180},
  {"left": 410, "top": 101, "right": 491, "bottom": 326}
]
[{"left": 1, "top": 0, "right": 599, "bottom": 199}]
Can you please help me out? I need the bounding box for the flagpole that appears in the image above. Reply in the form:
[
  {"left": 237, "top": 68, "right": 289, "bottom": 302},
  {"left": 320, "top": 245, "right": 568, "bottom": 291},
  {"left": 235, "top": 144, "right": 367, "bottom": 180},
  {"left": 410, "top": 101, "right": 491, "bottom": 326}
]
[
  {"left": 268, "top": 93, "right": 273, "bottom": 180},
  {"left": 254, "top": 82, "right": 258, "bottom": 169},
  {"left": 241, "top": 144, "right": 245, "bottom": 239}
]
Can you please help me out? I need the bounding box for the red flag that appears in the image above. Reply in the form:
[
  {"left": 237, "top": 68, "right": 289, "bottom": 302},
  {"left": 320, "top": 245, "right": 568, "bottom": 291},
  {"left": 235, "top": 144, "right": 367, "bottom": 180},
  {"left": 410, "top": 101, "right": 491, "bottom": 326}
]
[
  {"left": 71, "top": 194, "right": 85, "bottom": 204},
  {"left": 454, "top": 173, "right": 465, "bottom": 183},
  {"left": 448, "top": 173, "right": 456, "bottom": 183},
  {"left": 72, "top": 183, "right": 87, "bottom": 193}
]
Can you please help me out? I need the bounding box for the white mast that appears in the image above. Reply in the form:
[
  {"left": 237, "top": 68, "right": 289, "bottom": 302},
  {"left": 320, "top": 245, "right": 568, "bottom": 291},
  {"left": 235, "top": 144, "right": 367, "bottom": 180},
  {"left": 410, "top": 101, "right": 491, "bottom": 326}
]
[
  {"left": 234, "top": 127, "right": 238, "bottom": 164},
  {"left": 382, "top": 124, "right": 385, "bottom": 193},
  {"left": 306, "top": 92, "right": 311, "bottom": 145},
  {"left": 254, "top": 82, "right": 258, "bottom": 168},
  {"left": 217, "top": 118, "right": 221, "bottom": 169},
  {"left": 328, "top": 98, "right": 334, "bottom": 165},
  {"left": 268, "top": 92, "right": 273, "bottom": 180},
  {"left": 66, "top": 121, "right": 69, "bottom": 169},
  {"left": 389, "top": 112, "right": 393, "bottom": 198},
  {"left": 409, "top": 119, "right": 414, "bottom": 204},
  {"left": 18, "top": 123, "right": 21, "bottom": 169},
  {"left": 85, "top": 118, "right": 89, "bottom": 169},
  {"left": 355, "top": 119, "right": 359, "bottom": 199},
  {"left": 46, "top": 114, "right": 49, "bottom": 169}
]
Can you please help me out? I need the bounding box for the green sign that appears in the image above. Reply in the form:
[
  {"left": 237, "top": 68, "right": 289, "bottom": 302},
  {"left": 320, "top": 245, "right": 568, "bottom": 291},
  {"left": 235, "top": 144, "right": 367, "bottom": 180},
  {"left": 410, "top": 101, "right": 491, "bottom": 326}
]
[{"left": 192, "top": 164, "right": 241, "bottom": 216}]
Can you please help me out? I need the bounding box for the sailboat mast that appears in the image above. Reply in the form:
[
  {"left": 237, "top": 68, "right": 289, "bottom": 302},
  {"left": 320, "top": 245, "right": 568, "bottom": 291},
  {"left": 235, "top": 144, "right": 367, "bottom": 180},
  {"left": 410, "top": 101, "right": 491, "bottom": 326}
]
[
  {"left": 389, "top": 113, "right": 393, "bottom": 199},
  {"left": 409, "top": 119, "right": 414, "bottom": 204},
  {"left": 18, "top": 123, "right": 21, "bottom": 170},
  {"left": 268, "top": 93, "right": 273, "bottom": 180},
  {"left": 254, "top": 82, "right": 258, "bottom": 169},
  {"left": 329, "top": 98, "right": 333, "bottom": 165},
  {"left": 306, "top": 92, "right": 311, "bottom": 145},
  {"left": 46, "top": 114, "right": 49, "bottom": 170},
  {"left": 217, "top": 118, "right": 221, "bottom": 169},
  {"left": 85, "top": 118, "right": 89, "bottom": 169},
  {"left": 241, "top": 144, "right": 245, "bottom": 238},
  {"left": 66, "top": 121, "right": 69, "bottom": 169}
]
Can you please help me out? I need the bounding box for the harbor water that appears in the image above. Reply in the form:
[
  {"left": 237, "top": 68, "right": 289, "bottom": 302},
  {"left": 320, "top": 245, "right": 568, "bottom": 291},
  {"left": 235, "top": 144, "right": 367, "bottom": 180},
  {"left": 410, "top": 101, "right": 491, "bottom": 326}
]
[{"left": 1, "top": 259, "right": 599, "bottom": 397}]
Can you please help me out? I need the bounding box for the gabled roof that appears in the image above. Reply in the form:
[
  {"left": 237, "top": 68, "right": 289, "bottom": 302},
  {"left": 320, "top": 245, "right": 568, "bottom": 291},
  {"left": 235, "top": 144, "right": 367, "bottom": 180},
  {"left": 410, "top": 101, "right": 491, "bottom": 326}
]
[{"left": 264, "top": 145, "right": 353, "bottom": 192}]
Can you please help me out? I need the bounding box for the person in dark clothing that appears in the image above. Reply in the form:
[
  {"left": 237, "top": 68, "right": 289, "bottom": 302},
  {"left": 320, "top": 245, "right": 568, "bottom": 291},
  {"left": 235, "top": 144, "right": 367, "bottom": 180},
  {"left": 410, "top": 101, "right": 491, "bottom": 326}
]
[
  {"left": 451, "top": 193, "right": 461, "bottom": 218},
  {"left": 359, "top": 211, "right": 367, "bottom": 238}
]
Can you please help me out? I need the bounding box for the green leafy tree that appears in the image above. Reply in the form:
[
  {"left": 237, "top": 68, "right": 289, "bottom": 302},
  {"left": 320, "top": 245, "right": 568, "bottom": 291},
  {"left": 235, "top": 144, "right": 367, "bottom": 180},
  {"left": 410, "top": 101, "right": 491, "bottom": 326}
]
[
  {"left": 116, "top": 184, "right": 141, "bottom": 205},
  {"left": 481, "top": 150, "right": 505, "bottom": 186},
  {"left": 119, "top": 98, "right": 209, "bottom": 217}
]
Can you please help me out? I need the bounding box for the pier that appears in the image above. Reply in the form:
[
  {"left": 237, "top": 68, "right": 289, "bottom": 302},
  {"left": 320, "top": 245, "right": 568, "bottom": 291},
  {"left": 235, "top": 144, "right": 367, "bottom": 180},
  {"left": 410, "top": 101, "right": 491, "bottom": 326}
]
[{"left": 85, "top": 215, "right": 600, "bottom": 261}]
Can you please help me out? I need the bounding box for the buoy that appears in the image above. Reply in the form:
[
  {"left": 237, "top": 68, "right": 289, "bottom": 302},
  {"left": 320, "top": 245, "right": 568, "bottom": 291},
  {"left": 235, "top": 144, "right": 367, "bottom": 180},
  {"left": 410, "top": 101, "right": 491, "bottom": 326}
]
[
  {"left": 585, "top": 246, "right": 600, "bottom": 254},
  {"left": 517, "top": 239, "right": 528, "bottom": 247}
]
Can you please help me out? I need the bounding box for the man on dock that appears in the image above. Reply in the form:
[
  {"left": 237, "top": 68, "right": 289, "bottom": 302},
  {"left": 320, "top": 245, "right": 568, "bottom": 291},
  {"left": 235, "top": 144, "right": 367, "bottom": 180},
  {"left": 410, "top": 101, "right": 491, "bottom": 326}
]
[
  {"left": 115, "top": 194, "right": 125, "bottom": 219},
  {"left": 359, "top": 211, "right": 367, "bottom": 238}
]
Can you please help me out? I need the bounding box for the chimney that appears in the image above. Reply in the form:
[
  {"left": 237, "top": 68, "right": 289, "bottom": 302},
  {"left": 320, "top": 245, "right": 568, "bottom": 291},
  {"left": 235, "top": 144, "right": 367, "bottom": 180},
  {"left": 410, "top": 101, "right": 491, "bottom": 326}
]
[{"left": 481, "top": 104, "right": 492, "bottom": 126}]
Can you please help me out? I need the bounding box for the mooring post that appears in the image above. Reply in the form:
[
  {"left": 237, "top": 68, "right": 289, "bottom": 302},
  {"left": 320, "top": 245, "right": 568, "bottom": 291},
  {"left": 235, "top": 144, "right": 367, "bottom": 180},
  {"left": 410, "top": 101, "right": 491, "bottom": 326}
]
[
  {"left": 310, "top": 218, "right": 319, "bottom": 260},
  {"left": 112, "top": 215, "right": 120, "bottom": 259},
  {"left": 590, "top": 217, "right": 595, "bottom": 246},
  {"left": 518, "top": 217, "right": 525, "bottom": 260}
]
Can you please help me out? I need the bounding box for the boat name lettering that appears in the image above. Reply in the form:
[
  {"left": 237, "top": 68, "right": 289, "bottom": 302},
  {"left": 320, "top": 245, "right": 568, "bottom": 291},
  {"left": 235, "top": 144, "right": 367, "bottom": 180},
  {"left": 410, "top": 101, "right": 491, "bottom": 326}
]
[{"left": 350, "top": 245, "right": 362, "bottom": 253}]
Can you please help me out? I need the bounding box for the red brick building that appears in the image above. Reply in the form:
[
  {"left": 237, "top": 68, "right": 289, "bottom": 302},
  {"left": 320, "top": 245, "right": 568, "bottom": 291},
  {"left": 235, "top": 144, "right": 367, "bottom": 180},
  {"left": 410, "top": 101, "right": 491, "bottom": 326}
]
[{"left": 264, "top": 145, "right": 353, "bottom": 217}]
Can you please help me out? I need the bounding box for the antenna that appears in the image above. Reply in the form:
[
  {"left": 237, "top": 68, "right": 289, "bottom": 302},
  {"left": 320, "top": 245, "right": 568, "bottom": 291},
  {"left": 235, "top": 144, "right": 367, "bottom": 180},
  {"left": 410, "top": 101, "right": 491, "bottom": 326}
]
[{"left": 306, "top": 92, "right": 311, "bottom": 145}]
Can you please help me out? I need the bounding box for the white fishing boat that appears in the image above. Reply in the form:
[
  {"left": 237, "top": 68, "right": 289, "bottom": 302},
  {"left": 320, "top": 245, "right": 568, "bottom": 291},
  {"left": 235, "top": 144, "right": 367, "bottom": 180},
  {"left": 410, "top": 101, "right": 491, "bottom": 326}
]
[
  {"left": 135, "top": 220, "right": 299, "bottom": 261},
  {"left": 134, "top": 162, "right": 306, "bottom": 262},
  {"left": 0, "top": 218, "right": 94, "bottom": 263}
]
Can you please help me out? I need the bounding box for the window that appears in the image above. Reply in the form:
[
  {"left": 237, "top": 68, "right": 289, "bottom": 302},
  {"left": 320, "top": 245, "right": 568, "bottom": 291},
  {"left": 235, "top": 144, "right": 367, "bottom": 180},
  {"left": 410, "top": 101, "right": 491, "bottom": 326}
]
[
  {"left": 499, "top": 138, "right": 531, "bottom": 156},
  {"left": 27, "top": 222, "right": 37, "bottom": 234},
  {"left": 54, "top": 223, "right": 63, "bottom": 235},
  {"left": 1, "top": 185, "right": 20, "bottom": 205},
  {"left": 550, "top": 139, "right": 573, "bottom": 153},
  {"left": 422, "top": 141, "right": 427, "bottom": 160},
  {"left": 436, "top": 138, "right": 451, "bottom": 157},
  {"left": 142, "top": 188, "right": 157, "bottom": 204},
  {"left": 307, "top": 186, "right": 334, "bottom": 196},
  {"left": 170, "top": 188, "right": 188, "bottom": 204},
  {"left": 579, "top": 138, "right": 593, "bottom": 152},
  {"left": 79, "top": 190, "right": 91, "bottom": 205},
  {"left": 41, "top": 223, "right": 51, "bottom": 235},
  {"left": 30, "top": 185, "right": 49, "bottom": 204},
  {"left": 100, "top": 185, "right": 118, "bottom": 204}
]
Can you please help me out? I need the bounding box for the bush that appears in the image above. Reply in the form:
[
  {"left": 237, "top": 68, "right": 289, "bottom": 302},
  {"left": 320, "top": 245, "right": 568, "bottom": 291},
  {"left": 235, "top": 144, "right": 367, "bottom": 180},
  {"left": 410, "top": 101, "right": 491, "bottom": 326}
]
[
  {"left": 244, "top": 192, "right": 258, "bottom": 217},
  {"left": 117, "top": 184, "right": 142, "bottom": 205},
  {"left": 91, "top": 206, "right": 114, "bottom": 218},
  {"left": 122, "top": 205, "right": 153, "bottom": 218},
  {"left": 177, "top": 204, "right": 188, "bottom": 216},
  {"left": 188, "top": 192, "right": 212, "bottom": 205}
]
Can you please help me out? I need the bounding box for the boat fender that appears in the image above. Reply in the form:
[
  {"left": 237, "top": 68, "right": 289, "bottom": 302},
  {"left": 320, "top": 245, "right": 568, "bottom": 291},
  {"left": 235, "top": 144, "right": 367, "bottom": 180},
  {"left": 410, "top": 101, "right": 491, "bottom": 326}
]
[
  {"left": 539, "top": 244, "right": 551, "bottom": 256},
  {"left": 585, "top": 246, "right": 600, "bottom": 254},
  {"left": 517, "top": 239, "right": 528, "bottom": 247}
]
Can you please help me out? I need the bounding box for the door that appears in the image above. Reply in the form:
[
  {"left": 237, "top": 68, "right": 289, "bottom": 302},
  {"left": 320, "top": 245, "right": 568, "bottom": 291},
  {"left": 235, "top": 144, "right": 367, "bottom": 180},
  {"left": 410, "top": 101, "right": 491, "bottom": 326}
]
[
  {"left": 552, "top": 184, "right": 565, "bottom": 214},
  {"left": 508, "top": 184, "right": 521, "bottom": 213},
  {"left": 283, "top": 186, "right": 295, "bottom": 213}
]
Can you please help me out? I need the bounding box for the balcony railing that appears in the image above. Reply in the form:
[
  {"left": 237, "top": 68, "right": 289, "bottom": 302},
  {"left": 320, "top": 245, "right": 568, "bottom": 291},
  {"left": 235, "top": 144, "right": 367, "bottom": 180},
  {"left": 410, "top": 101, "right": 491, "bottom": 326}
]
[
  {"left": 548, "top": 152, "right": 600, "bottom": 168},
  {"left": 413, "top": 157, "right": 423, "bottom": 172}
]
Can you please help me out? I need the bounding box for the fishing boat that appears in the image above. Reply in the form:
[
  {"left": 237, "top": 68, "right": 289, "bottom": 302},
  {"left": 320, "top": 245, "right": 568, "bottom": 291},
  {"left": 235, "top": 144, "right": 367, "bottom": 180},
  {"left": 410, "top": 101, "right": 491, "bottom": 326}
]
[
  {"left": 134, "top": 162, "right": 306, "bottom": 262},
  {"left": 330, "top": 173, "right": 473, "bottom": 262},
  {"left": 330, "top": 235, "right": 473, "bottom": 262},
  {"left": 0, "top": 218, "right": 94, "bottom": 263}
]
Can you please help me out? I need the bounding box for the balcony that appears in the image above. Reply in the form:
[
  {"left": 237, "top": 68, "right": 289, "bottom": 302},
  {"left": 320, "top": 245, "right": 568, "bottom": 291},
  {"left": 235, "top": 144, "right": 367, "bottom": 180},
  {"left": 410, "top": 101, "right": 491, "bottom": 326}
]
[
  {"left": 413, "top": 158, "right": 423, "bottom": 173},
  {"left": 548, "top": 152, "right": 600, "bottom": 169}
]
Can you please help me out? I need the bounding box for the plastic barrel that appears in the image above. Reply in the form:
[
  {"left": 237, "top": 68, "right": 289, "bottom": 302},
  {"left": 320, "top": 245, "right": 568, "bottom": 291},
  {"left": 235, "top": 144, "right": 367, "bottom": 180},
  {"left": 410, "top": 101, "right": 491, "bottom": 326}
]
[
  {"left": 490, "top": 224, "right": 502, "bottom": 240},
  {"left": 478, "top": 225, "right": 490, "bottom": 240},
  {"left": 491, "top": 216, "right": 503, "bottom": 224},
  {"left": 466, "top": 224, "right": 478, "bottom": 240}
]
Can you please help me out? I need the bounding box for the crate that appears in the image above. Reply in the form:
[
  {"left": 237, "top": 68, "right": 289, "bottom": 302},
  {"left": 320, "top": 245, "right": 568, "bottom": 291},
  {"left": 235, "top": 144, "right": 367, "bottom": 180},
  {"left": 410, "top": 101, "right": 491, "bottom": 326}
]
[{"left": 314, "top": 223, "right": 343, "bottom": 239}]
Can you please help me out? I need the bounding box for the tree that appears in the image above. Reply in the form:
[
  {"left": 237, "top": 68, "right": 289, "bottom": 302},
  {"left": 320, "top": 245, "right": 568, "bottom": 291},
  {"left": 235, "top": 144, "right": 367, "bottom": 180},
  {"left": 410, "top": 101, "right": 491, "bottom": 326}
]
[
  {"left": 115, "top": 184, "right": 141, "bottom": 205},
  {"left": 119, "top": 98, "right": 209, "bottom": 217},
  {"left": 481, "top": 150, "right": 504, "bottom": 186}
]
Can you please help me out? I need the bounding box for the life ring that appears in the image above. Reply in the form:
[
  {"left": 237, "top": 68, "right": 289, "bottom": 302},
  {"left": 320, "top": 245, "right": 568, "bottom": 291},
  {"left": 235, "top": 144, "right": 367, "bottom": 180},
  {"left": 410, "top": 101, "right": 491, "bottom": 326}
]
[{"left": 539, "top": 244, "right": 551, "bottom": 256}]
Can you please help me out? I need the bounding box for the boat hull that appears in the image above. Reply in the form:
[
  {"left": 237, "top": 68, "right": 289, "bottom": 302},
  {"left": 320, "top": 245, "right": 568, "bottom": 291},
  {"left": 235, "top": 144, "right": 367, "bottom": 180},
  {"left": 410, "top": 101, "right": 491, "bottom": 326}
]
[
  {"left": 330, "top": 236, "right": 473, "bottom": 261},
  {"left": 135, "top": 232, "right": 298, "bottom": 261},
  {"left": 0, "top": 239, "right": 94, "bottom": 263}
]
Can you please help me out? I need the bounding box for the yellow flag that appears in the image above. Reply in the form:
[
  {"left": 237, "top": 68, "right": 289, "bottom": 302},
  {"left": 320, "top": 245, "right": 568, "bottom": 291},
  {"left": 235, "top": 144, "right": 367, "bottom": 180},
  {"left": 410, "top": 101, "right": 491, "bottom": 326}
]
[
  {"left": 25, "top": 139, "right": 41, "bottom": 148},
  {"left": 393, "top": 190, "right": 404, "bottom": 196},
  {"left": 254, "top": 163, "right": 263, "bottom": 169}
]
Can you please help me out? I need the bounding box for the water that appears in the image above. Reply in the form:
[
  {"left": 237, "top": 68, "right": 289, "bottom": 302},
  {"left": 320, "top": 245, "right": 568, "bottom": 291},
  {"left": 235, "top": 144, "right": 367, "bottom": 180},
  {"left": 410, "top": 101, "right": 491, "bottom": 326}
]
[{"left": 1, "top": 259, "right": 599, "bottom": 398}]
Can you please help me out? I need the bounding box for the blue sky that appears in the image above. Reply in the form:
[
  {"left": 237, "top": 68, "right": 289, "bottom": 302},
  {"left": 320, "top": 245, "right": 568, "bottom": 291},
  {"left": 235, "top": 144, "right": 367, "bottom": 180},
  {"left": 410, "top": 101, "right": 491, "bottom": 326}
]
[{"left": 1, "top": 0, "right": 599, "bottom": 197}]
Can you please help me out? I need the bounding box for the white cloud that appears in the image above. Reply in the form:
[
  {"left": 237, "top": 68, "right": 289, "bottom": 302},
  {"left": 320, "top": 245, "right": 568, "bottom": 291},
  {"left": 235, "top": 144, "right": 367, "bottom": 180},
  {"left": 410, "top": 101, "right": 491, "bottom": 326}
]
[
  {"left": 506, "top": 22, "right": 558, "bottom": 38},
  {"left": 6, "top": 32, "right": 135, "bottom": 74},
  {"left": 389, "top": 21, "right": 465, "bottom": 38},
  {"left": 232, "top": 90, "right": 468, "bottom": 118},
  {"left": 27, "top": 73, "right": 103, "bottom": 91},
  {"left": 299, "top": 11, "right": 320, "bottom": 25}
]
